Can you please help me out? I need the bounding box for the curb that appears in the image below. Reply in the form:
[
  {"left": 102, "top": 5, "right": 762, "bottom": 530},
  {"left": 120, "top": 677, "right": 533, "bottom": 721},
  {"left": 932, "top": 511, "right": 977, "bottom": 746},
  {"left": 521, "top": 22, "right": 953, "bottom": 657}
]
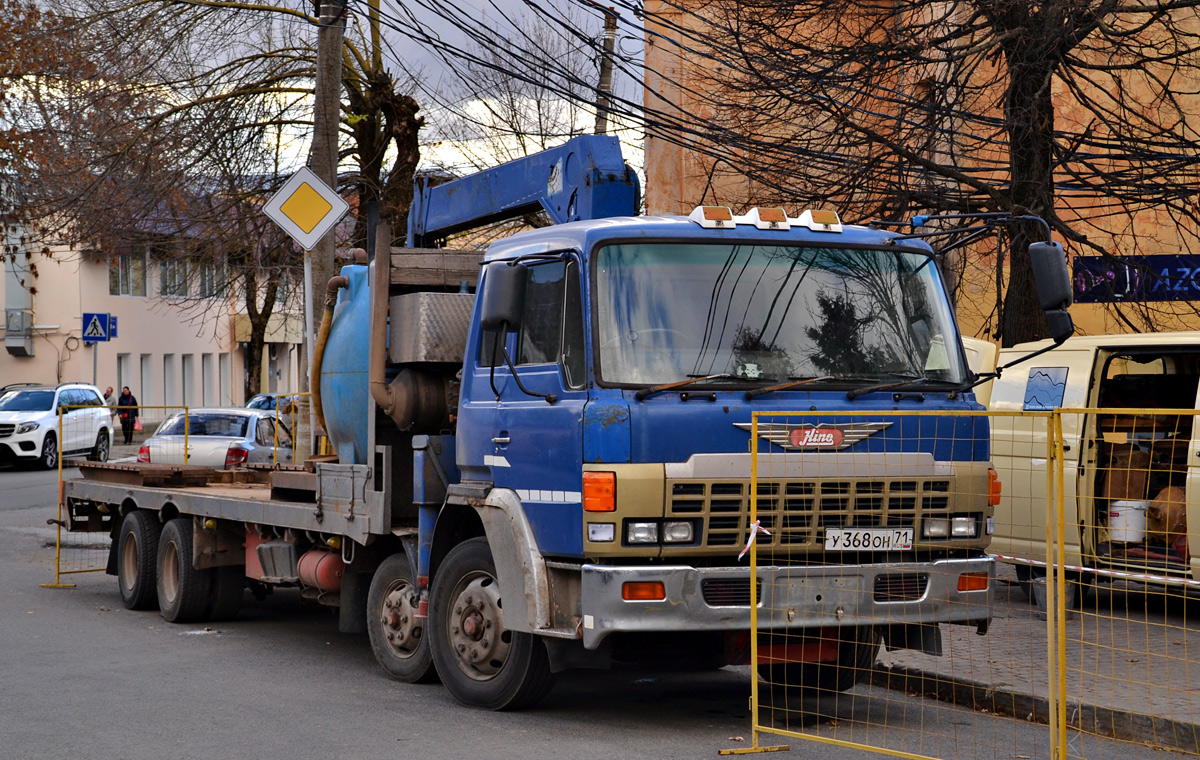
[{"left": 870, "top": 665, "right": 1200, "bottom": 753}]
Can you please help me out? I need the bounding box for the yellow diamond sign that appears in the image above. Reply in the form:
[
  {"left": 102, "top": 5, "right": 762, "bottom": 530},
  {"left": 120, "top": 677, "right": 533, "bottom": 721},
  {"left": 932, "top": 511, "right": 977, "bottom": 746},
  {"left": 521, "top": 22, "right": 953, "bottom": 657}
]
[{"left": 262, "top": 166, "right": 349, "bottom": 250}]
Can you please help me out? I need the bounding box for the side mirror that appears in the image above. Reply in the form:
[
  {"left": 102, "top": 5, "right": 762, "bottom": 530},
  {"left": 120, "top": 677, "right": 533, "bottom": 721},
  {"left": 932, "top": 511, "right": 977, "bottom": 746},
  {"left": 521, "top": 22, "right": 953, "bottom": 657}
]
[
  {"left": 479, "top": 262, "right": 527, "bottom": 332},
  {"left": 1029, "top": 241, "right": 1075, "bottom": 344},
  {"left": 1029, "top": 241, "right": 1072, "bottom": 311}
]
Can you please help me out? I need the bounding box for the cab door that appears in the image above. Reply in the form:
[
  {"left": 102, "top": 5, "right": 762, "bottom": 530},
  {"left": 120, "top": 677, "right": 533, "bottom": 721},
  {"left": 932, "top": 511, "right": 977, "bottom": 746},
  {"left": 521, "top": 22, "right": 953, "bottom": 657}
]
[{"left": 489, "top": 257, "right": 589, "bottom": 557}]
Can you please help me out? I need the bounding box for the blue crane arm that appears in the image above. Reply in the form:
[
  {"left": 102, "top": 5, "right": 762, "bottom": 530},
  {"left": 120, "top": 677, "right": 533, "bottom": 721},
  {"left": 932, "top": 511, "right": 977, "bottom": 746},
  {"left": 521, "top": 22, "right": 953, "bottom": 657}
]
[{"left": 406, "top": 134, "right": 640, "bottom": 247}]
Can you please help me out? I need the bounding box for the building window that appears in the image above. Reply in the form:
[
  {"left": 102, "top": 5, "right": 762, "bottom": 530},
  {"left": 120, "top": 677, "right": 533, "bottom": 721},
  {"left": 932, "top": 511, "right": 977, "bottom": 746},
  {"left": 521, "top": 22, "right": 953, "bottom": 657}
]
[
  {"left": 160, "top": 260, "right": 187, "bottom": 298},
  {"left": 109, "top": 254, "right": 146, "bottom": 297},
  {"left": 198, "top": 261, "right": 225, "bottom": 299}
]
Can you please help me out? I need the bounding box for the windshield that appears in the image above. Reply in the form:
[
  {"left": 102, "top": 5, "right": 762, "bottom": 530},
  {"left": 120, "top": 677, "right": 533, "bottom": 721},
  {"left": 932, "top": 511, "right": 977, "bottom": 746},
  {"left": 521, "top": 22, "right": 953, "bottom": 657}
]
[
  {"left": 595, "top": 243, "right": 965, "bottom": 386},
  {"left": 0, "top": 390, "right": 55, "bottom": 412},
  {"left": 156, "top": 413, "right": 250, "bottom": 438}
]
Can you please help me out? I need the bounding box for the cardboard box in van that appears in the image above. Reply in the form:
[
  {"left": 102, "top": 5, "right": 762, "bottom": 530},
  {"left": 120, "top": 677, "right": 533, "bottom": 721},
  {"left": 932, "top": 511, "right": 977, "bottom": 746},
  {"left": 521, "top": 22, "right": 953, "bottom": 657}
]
[{"left": 965, "top": 333, "right": 1200, "bottom": 593}]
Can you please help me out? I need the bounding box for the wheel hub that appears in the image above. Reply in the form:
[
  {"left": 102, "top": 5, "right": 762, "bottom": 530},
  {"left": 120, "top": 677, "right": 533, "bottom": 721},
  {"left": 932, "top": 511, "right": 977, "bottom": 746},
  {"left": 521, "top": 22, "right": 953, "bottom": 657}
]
[
  {"left": 448, "top": 576, "right": 509, "bottom": 679},
  {"left": 381, "top": 581, "right": 421, "bottom": 656}
]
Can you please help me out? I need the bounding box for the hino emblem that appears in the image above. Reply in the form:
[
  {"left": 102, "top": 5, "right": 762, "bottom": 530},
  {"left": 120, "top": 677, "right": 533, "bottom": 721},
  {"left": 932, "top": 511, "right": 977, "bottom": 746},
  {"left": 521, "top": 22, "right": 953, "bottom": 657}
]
[{"left": 733, "top": 422, "right": 893, "bottom": 451}]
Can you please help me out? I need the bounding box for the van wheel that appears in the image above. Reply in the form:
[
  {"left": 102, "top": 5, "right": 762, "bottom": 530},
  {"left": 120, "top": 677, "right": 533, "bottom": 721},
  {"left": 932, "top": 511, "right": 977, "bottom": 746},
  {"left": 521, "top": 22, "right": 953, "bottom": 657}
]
[
  {"left": 367, "top": 554, "right": 437, "bottom": 683},
  {"left": 118, "top": 511, "right": 161, "bottom": 610},
  {"left": 89, "top": 430, "right": 110, "bottom": 462},
  {"left": 156, "top": 518, "right": 212, "bottom": 623},
  {"left": 428, "top": 538, "right": 555, "bottom": 710}
]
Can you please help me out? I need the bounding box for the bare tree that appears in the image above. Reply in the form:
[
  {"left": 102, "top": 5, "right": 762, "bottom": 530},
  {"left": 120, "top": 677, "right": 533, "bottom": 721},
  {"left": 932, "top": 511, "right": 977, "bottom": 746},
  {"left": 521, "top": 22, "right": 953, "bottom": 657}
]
[{"left": 637, "top": 0, "right": 1200, "bottom": 345}]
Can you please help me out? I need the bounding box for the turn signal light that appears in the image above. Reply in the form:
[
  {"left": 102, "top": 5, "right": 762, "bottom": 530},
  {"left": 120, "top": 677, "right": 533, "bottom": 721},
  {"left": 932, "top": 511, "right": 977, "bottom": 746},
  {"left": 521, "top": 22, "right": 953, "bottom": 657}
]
[
  {"left": 622, "top": 581, "right": 666, "bottom": 601},
  {"left": 583, "top": 472, "right": 616, "bottom": 512},
  {"left": 958, "top": 572, "right": 989, "bottom": 592},
  {"left": 988, "top": 468, "right": 1002, "bottom": 506}
]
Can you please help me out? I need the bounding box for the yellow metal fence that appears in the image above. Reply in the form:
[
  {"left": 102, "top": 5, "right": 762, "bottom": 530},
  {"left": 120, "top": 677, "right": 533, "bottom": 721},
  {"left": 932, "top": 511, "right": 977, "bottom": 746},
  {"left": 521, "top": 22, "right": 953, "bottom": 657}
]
[{"left": 741, "top": 408, "right": 1200, "bottom": 760}]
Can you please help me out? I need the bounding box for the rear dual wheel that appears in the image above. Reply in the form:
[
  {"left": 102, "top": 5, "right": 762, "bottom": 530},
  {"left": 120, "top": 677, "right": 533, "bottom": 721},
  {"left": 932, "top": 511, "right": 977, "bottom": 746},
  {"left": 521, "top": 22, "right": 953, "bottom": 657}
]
[
  {"left": 156, "top": 518, "right": 244, "bottom": 623},
  {"left": 118, "top": 510, "right": 161, "bottom": 610}
]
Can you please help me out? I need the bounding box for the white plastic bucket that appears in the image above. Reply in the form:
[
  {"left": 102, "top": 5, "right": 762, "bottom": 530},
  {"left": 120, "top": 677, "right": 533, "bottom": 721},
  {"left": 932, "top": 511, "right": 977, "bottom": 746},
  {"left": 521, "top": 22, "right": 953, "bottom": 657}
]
[{"left": 1109, "top": 500, "right": 1149, "bottom": 543}]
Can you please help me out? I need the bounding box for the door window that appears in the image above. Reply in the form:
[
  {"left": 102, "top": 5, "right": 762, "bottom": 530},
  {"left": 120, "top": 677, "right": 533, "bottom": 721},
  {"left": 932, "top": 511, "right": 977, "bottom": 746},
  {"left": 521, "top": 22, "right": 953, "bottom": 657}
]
[
  {"left": 515, "top": 258, "right": 585, "bottom": 388},
  {"left": 255, "top": 418, "right": 275, "bottom": 446}
]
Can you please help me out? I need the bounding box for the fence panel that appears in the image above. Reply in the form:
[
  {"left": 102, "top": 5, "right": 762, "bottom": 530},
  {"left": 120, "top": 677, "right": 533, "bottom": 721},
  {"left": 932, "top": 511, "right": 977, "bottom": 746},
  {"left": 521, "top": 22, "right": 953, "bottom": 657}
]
[
  {"left": 1052, "top": 407, "right": 1200, "bottom": 758},
  {"left": 744, "top": 409, "right": 1060, "bottom": 760}
]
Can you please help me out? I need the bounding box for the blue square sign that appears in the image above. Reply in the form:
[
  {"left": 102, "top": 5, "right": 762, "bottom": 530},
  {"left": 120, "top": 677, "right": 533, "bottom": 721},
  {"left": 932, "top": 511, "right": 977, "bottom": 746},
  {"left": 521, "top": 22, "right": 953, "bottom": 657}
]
[
  {"left": 108, "top": 316, "right": 118, "bottom": 339},
  {"left": 82, "top": 312, "right": 109, "bottom": 342}
]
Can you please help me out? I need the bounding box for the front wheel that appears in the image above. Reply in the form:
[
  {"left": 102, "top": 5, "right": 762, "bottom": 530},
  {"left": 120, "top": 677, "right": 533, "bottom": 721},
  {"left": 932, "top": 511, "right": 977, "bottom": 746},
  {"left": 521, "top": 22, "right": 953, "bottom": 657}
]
[
  {"left": 367, "top": 554, "right": 437, "bottom": 683},
  {"left": 757, "top": 626, "right": 879, "bottom": 696},
  {"left": 428, "top": 538, "right": 555, "bottom": 710},
  {"left": 38, "top": 433, "right": 58, "bottom": 470}
]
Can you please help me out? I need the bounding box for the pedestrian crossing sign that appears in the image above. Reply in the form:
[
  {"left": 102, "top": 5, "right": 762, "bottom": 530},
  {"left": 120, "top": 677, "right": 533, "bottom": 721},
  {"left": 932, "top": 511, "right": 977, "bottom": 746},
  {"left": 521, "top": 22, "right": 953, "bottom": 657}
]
[{"left": 82, "top": 312, "right": 110, "bottom": 342}]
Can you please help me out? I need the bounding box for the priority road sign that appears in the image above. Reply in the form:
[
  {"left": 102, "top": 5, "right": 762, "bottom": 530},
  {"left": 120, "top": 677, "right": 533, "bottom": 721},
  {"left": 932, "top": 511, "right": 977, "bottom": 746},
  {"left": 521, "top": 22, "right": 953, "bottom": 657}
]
[
  {"left": 82, "top": 312, "right": 109, "bottom": 342},
  {"left": 262, "top": 166, "right": 349, "bottom": 251}
]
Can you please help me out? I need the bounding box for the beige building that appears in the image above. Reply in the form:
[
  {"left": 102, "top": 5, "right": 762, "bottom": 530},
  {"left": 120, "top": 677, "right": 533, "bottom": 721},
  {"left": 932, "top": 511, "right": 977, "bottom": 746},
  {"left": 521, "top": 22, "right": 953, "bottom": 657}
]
[{"left": 2, "top": 223, "right": 303, "bottom": 416}]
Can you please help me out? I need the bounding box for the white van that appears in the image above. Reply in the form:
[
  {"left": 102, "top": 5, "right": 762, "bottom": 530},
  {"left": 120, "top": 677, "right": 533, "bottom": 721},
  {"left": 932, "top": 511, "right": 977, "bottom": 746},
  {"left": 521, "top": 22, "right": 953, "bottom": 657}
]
[{"left": 968, "top": 333, "right": 1200, "bottom": 595}]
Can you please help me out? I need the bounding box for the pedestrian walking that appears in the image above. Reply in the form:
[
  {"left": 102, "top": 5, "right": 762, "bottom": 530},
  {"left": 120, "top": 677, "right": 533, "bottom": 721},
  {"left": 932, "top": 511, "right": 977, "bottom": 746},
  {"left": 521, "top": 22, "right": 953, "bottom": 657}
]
[
  {"left": 117, "top": 386, "right": 139, "bottom": 445},
  {"left": 103, "top": 387, "right": 117, "bottom": 418}
]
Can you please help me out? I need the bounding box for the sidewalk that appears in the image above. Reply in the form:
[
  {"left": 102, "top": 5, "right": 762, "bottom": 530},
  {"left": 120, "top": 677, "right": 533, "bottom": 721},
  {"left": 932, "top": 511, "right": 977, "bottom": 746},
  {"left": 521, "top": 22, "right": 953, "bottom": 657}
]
[{"left": 874, "top": 563, "right": 1200, "bottom": 751}]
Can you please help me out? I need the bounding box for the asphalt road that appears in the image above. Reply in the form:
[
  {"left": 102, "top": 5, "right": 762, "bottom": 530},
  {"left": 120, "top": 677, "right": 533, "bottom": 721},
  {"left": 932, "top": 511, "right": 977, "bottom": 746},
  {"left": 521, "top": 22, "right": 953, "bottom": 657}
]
[{"left": 0, "top": 466, "right": 1187, "bottom": 760}]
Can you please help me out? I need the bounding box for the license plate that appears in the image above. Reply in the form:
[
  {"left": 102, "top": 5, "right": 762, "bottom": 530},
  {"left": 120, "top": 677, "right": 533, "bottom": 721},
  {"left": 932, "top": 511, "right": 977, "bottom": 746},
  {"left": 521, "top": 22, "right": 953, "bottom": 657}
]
[{"left": 824, "top": 527, "right": 914, "bottom": 551}]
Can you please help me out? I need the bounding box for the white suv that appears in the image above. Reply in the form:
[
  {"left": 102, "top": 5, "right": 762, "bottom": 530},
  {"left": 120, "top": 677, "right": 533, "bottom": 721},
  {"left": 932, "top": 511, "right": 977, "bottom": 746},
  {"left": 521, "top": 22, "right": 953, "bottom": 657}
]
[{"left": 0, "top": 383, "right": 113, "bottom": 469}]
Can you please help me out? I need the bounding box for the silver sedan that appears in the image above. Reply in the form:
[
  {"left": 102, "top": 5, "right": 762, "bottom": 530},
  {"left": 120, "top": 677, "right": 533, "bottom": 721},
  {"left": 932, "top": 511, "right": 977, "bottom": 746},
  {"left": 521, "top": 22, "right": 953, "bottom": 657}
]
[{"left": 137, "top": 408, "right": 293, "bottom": 468}]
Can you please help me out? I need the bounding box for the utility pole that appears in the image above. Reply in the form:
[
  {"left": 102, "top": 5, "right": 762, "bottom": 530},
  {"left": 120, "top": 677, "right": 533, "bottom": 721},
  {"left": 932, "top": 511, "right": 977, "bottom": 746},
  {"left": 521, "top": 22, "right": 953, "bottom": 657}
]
[
  {"left": 593, "top": 6, "right": 618, "bottom": 135},
  {"left": 304, "top": 0, "right": 346, "bottom": 447}
]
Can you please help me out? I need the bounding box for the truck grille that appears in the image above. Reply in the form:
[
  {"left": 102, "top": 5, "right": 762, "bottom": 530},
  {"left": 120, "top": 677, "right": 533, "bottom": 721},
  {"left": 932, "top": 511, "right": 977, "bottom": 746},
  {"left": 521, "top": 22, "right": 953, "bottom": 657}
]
[
  {"left": 0, "top": 424, "right": 13, "bottom": 439},
  {"left": 668, "top": 478, "right": 951, "bottom": 551},
  {"left": 701, "top": 578, "right": 762, "bottom": 606},
  {"left": 874, "top": 573, "right": 929, "bottom": 601}
]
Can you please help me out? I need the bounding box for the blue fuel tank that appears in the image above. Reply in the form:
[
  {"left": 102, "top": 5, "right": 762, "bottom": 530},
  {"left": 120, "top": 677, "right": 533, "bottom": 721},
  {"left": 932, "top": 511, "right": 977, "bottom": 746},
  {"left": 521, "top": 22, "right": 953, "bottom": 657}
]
[{"left": 320, "top": 264, "right": 370, "bottom": 464}]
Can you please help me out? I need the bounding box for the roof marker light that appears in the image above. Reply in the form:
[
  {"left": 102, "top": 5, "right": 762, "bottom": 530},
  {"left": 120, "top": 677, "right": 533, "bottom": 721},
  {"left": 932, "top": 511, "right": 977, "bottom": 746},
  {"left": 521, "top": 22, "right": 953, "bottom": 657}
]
[
  {"left": 795, "top": 209, "right": 843, "bottom": 233},
  {"left": 738, "top": 207, "right": 791, "bottom": 230},
  {"left": 688, "top": 205, "right": 735, "bottom": 229}
]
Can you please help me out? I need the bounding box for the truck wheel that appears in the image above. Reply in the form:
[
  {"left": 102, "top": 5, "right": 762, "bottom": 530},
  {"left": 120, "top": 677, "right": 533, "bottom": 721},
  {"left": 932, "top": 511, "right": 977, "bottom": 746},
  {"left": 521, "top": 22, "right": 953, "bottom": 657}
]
[
  {"left": 758, "top": 626, "right": 879, "bottom": 695},
  {"left": 118, "top": 510, "right": 161, "bottom": 610},
  {"left": 156, "top": 518, "right": 212, "bottom": 623},
  {"left": 367, "top": 554, "right": 436, "bottom": 683},
  {"left": 428, "top": 538, "right": 555, "bottom": 710},
  {"left": 204, "top": 565, "right": 244, "bottom": 621}
]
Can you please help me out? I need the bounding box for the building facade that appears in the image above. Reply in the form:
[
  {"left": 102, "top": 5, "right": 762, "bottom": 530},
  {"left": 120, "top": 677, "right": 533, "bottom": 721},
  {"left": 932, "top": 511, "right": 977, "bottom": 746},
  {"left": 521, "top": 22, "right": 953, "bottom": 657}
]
[{"left": 2, "top": 223, "right": 303, "bottom": 417}]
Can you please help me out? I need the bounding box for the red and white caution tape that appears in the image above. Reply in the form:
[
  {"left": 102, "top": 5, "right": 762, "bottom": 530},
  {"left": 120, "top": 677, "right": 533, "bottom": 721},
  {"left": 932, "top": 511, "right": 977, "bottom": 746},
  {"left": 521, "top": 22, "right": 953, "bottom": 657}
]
[{"left": 738, "top": 520, "right": 772, "bottom": 561}]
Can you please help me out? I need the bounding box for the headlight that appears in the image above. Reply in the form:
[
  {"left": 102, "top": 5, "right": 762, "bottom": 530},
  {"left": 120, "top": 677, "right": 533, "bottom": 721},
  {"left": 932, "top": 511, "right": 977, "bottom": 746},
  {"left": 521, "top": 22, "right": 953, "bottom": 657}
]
[
  {"left": 626, "top": 522, "right": 659, "bottom": 544},
  {"left": 951, "top": 516, "right": 978, "bottom": 538},
  {"left": 15, "top": 422, "right": 39, "bottom": 435},
  {"left": 923, "top": 518, "right": 950, "bottom": 538},
  {"left": 662, "top": 521, "right": 694, "bottom": 543}
]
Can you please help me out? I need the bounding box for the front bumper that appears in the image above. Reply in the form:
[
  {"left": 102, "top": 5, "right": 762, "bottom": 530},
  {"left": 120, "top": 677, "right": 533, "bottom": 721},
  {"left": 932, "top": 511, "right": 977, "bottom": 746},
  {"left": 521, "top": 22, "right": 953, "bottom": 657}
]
[
  {"left": 579, "top": 556, "right": 993, "bottom": 649},
  {"left": 0, "top": 434, "right": 42, "bottom": 460}
]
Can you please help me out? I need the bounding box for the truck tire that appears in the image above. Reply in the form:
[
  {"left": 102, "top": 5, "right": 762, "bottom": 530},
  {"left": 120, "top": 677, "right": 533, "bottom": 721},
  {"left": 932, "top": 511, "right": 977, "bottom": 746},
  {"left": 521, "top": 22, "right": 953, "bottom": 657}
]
[
  {"left": 117, "top": 510, "right": 161, "bottom": 611},
  {"left": 428, "top": 538, "right": 555, "bottom": 710},
  {"left": 156, "top": 518, "right": 212, "bottom": 623},
  {"left": 204, "top": 565, "right": 245, "bottom": 622},
  {"left": 758, "top": 626, "right": 879, "bottom": 695},
  {"left": 367, "top": 554, "right": 436, "bottom": 684}
]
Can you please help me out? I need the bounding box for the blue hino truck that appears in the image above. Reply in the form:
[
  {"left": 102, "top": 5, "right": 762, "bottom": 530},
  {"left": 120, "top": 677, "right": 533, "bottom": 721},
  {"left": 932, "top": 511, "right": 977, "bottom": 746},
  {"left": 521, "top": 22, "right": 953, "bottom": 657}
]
[{"left": 62, "top": 134, "right": 1075, "bottom": 709}]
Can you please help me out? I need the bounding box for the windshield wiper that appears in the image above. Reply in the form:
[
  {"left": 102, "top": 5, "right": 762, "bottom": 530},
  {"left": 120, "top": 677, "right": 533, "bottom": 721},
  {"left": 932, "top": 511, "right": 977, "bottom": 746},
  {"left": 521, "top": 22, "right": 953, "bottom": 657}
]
[
  {"left": 634, "top": 373, "right": 735, "bottom": 401},
  {"left": 745, "top": 376, "right": 836, "bottom": 400},
  {"left": 845, "top": 374, "right": 956, "bottom": 400}
]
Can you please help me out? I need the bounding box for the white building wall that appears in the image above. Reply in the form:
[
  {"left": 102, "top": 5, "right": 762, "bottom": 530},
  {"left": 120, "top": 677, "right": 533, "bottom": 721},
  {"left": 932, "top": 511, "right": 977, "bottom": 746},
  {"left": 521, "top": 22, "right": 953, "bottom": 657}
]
[{"left": 0, "top": 242, "right": 302, "bottom": 417}]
